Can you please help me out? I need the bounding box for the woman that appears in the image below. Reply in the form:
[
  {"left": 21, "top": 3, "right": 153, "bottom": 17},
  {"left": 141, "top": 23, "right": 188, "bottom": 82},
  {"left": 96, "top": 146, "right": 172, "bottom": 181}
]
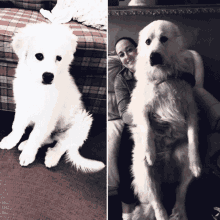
[
  {"left": 108, "top": 37, "right": 138, "bottom": 220},
  {"left": 114, "top": 37, "right": 137, "bottom": 125}
]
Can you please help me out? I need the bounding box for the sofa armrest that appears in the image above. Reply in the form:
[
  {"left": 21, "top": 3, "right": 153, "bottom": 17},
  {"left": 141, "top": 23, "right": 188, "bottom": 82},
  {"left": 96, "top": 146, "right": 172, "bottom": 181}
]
[{"left": 194, "top": 87, "right": 220, "bottom": 131}]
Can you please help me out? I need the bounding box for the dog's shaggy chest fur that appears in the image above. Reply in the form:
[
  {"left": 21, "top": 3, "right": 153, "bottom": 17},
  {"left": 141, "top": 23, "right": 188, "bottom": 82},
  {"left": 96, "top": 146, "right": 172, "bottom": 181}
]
[
  {"left": 149, "top": 79, "right": 192, "bottom": 139},
  {"left": 127, "top": 20, "right": 201, "bottom": 220}
]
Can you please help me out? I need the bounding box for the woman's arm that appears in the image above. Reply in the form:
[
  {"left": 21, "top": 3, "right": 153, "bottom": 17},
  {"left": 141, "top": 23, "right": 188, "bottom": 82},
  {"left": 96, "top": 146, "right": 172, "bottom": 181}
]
[
  {"left": 192, "top": 50, "right": 220, "bottom": 131},
  {"left": 114, "top": 73, "right": 133, "bottom": 125}
]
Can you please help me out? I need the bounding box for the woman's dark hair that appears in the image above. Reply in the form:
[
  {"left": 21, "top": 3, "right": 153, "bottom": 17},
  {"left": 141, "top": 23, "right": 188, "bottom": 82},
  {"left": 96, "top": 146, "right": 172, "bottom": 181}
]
[{"left": 115, "top": 37, "right": 137, "bottom": 50}]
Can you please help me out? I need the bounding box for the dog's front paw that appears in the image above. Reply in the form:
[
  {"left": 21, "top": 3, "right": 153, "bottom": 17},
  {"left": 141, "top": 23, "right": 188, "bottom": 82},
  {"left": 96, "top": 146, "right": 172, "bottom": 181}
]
[
  {"left": 190, "top": 160, "right": 201, "bottom": 177},
  {"left": 145, "top": 136, "right": 156, "bottom": 166},
  {"left": 44, "top": 147, "right": 60, "bottom": 168},
  {"left": 145, "top": 152, "right": 156, "bottom": 166},
  {"left": 0, "top": 136, "right": 16, "bottom": 150},
  {"left": 19, "top": 148, "right": 37, "bottom": 166},
  {"left": 145, "top": 142, "right": 156, "bottom": 166}
]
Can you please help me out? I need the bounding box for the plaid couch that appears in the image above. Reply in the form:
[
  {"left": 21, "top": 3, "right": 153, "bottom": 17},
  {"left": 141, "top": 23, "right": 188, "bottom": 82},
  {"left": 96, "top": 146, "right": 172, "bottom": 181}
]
[{"left": 0, "top": 0, "right": 106, "bottom": 116}]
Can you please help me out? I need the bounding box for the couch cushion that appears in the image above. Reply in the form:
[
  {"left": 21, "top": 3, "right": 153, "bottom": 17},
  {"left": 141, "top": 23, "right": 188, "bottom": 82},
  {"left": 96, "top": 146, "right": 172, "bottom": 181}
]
[
  {"left": 1, "top": 0, "right": 53, "bottom": 11},
  {"left": 0, "top": 8, "right": 106, "bottom": 115}
]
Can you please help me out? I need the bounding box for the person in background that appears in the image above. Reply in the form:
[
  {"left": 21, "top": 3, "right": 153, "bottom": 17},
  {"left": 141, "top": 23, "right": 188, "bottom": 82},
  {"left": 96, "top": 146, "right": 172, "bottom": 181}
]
[{"left": 109, "top": 37, "right": 138, "bottom": 220}]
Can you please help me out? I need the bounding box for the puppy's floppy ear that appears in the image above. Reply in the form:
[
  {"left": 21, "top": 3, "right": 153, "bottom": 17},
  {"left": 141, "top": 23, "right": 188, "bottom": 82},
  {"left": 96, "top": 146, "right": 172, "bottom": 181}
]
[{"left": 12, "top": 27, "right": 30, "bottom": 60}]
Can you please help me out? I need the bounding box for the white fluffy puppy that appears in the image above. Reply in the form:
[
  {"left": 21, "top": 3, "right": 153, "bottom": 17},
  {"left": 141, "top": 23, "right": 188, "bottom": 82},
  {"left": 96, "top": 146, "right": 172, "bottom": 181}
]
[
  {"left": 0, "top": 23, "right": 105, "bottom": 172},
  {"left": 128, "top": 20, "right": 201, "bottom": 219}
]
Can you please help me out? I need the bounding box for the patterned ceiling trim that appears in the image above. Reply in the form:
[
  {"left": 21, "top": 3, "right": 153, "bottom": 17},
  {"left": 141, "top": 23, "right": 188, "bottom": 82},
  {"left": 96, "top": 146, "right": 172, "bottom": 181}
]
[{"left": 108, "top": 5, "right": 220, "bottom": 16}]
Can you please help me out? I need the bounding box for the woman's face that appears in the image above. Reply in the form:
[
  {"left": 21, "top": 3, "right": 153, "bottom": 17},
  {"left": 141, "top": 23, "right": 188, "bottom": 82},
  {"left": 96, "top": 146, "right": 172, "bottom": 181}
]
[{"left": 115, "top": 39, "right": 137, "bottom": 72}]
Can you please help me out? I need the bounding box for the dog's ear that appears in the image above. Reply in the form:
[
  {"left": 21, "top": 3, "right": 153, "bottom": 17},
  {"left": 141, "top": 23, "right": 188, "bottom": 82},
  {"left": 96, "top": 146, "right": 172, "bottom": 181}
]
[
  {"left": 173, "top": 25, "right": 186, "bottom": 51},
  {"left": 137, "top": 27, "right": 146, "bottom": 53},
  {"left": 175, "top": 35, "right": 185, "bottom": 51},
  {"left": 138, "top": 27, "right": 147, "bottom": 44},
  {"left": 176, "top": 36, "right": 185, "bottom": 51},
  {"left": 12, "top": 27, "right": 30, "bottom": 60}
]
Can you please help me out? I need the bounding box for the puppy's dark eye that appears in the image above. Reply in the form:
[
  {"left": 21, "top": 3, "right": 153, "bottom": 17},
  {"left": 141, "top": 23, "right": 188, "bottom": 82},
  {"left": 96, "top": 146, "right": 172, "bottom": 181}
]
[
  {"left": 35, "top": 53, "right": 44, "bottom": 61},
  {"left": 145, "top": 39, "right": 151, "bottom": 45},
  {"left": 160, "top": 36, "right": 168, "bottom": 43},
  {"left": 56, "top": 56, "right": 62, "bottom": 61}
]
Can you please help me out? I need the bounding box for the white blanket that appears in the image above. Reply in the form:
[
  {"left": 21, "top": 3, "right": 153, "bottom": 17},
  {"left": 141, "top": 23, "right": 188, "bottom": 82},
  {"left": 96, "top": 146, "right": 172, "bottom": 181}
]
[{"left": 40, "top": 0, "right": 107, "bottom": 30}]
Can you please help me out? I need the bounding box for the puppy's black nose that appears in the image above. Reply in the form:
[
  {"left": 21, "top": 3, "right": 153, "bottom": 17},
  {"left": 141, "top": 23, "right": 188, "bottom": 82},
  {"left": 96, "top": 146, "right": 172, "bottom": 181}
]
[
  {"left": 150, "top": 52, "right": 163, "bottom": 66},
  {"left": 42, "top": 72, "right": 54, "bottom": 84}
]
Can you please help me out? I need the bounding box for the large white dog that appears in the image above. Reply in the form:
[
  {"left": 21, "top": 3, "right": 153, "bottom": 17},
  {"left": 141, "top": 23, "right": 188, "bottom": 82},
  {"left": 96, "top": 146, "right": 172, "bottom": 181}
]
[
  {"left": 128, "top": 20, "right": 201, "bottom": 219},
  {"left": 0, "top": 23, "right": 105, "bottom": 172}
]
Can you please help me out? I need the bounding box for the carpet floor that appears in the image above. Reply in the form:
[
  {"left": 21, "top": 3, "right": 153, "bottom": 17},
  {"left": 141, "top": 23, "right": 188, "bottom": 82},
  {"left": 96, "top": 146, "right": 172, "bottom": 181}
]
[{"left": 0, "top": 110, "right": 106, "bottom": 220}]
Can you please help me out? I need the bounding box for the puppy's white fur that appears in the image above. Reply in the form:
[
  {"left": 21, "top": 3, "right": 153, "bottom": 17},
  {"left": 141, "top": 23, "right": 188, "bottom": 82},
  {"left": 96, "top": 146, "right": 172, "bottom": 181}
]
[
  {"left": 0, "top": 23, "right": 105, "bottom": 172},
  {"left": 128, "top": 20, "right": 201, "bottom": 220}
]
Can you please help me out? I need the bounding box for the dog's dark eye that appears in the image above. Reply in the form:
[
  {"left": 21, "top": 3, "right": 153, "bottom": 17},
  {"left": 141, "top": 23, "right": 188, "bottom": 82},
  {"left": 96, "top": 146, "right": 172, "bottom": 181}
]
[
  {"left": 145, "top": 39, "right": 151, "bottom": 45},
  {"left": 35, "top": 53, "right": 44, "bottom": 61},
  {"left": 56, "top": 56, "right": 62, "bottom": 61},
  {"left": 160, "top": 36, "right": 168, "bottom": 43}
]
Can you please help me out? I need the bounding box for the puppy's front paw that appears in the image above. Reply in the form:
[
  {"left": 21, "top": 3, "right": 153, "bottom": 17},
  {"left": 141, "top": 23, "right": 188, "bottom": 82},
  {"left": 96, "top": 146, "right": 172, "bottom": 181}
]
[
  {"left": 190, "top": 160, "right": 201, "bottom": 177},
  {"left": 44, "top": 147, "right": 60, "bottom": 168},
  {"left": 0, "top": 136, "right": 16, "bottom": 150},
  {"left": 19, "top": 148, "right": 37, "bottom": 166}
]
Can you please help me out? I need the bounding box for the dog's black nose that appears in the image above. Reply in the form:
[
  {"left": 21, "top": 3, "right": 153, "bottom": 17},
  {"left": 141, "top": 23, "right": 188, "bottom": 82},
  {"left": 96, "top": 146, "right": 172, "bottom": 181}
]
[
  {"left": 150, "top": 52, "right": 163, "bottom": 66},
  {"left": 42, "top": 72, "right": 54, "bottom": 84}
]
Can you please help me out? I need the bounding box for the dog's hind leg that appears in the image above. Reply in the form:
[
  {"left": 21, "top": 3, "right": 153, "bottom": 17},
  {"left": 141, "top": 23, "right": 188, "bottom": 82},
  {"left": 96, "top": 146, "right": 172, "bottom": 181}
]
[
  {"left": 44, "top": 124, "right": 79, "bottom": 168},
  {"left": 44, "top": 142, "right": 67, "bottom": 168},
  {"left": 135, "top": 166, "right": 168, "bottom": 220},
  {"left": 132, "top": 139, "right": 168, "bottom": 220},
  {"left": 147, "top": 168, "right": 169, "bottom": 220},
  {"left": 0, "top": 109, "right": 30, "bottom": 150},
  {"left": 132, "top": 204, "right": 154, "bottom": 220},
  {"left": 170, "top": 144, "right": 194, "bottom": 220},
  {"left": 45, "top": 110, "right": 105, "bottom": 171}
]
